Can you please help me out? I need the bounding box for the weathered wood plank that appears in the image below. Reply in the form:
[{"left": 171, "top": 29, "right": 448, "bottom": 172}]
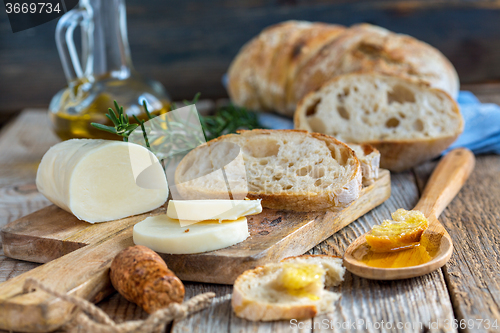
[
  {"left": 2, "top": 0, "right": 500, "bottom": 111},
  {"left": 1, "top": 110, "right": 496, "bottom": 333},
  {"left": 172, "top": 171, "right": 457, "bottom": 333},
  {"left": 309, "top": 171, "right": 456, "bottom": 333},
  {"left": 462, "top": 83, "right": 500, "bottom": 106},
  {"left": 0, "top": 111, "right": 149, "bottom": 333},
  {"left": 414, "top": 155, "right": 500, "bottom": 333},
  {"left": 0, "top": 110, "right": 56, "bottom": 287},
  {"left": 172, "top": 283, "right": 313, "bottom": 333},
  {"left": 0, "top": 170, "right": 390, "bottom": 285},
  {"left": 0, "top": 110, "right": 59, "bottom": 188},
  {"left": 172, "top": 284, "right": 235, "bottom": 333}
]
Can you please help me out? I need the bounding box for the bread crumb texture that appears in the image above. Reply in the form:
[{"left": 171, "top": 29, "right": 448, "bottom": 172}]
[{"left": 300, "top": 74, "right": 462, "bottom": 142}]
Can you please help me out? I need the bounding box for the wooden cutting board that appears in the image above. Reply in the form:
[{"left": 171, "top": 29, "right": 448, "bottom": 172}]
[{"left": 0, "top": 170, "right": 390, "bottom": 332}]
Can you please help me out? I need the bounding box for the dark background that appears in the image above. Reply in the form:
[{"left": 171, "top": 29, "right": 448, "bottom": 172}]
[{"left": 1, "top": 0, "right": 500, "bottom": 122}]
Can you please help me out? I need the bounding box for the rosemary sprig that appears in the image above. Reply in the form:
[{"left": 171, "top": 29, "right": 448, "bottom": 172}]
[
  {"left": 91, "top": 101, "right": 139, "bottom": 142},
  {"left": 132, "top": 115, "right": 151, "bottom": 150},
  {"left": 200, "top": 103, "right": 261, "bottom": 141}
]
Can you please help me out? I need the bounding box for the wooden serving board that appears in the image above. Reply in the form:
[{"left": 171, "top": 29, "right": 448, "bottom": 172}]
[{"left": 0, "top": 170, "right": 390, "bottom": 332}]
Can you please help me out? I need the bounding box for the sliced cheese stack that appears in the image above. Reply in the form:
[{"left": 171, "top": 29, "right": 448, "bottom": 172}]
[
  {"left": 167, "top": 199, "right": 262, "bottom": 225},
  {"left": 36, "top": 139, "right": 169, "bottom": 223},
  {"left": 133, "top": 215, "right": 249, "bottom": 254},
  {"left": 133, "top": 199, "right": 262, "bottom": 254}
]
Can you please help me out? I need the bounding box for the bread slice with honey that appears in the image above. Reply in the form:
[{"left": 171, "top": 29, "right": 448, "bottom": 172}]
[
  {"left": 232, "top": 255, "right": 345, "bottom": 321},
  {"left": 348, "top": 143, "right": 380, "bottom": 186},
  {"left": 295, "top": 73, "right": 463, "bottom": 171},
  {"left": 174, "top": 129, "right": 362, "bottom": 211}
]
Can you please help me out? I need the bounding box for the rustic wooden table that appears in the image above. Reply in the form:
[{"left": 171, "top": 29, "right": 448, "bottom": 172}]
[{"left": 1, "top": 89, "right": 500, "bottom": 332}]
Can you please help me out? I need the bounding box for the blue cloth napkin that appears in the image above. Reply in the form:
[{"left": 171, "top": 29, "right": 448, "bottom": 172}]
[
  {"left": 258, "top": 91, "right": 500, "bottom": 155},
  {"left": 445, "top": 91, "right": 500, "bottom": 154}
]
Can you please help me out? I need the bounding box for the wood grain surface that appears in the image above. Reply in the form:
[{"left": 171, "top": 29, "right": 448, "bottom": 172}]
[
  {"left": 0, "top": 109, "right": 499, "bottom": 333},
  {"left": 172, "top": 167, "right": 458, "bottom": 333},
  {"left": 415, "top": 156, "right": 500, "bottom": 333},
  {"left": 1, "top": 170, "right": 390, "bottom": 280},
  {"left": 2, "top": 1, "right": 500, "bottom": 112},
  {"left": 343, "top": 148, "right": 475, "bottom": 281}
]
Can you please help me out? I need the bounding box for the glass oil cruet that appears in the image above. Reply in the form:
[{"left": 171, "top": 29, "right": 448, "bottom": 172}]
[{"left": 49, "top": 0, "right": 170, "bottom": 140}]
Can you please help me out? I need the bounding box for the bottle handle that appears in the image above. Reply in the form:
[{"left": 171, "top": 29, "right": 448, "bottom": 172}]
[{"left": 55, "top": 8, "right": 90, "bottom": 86}]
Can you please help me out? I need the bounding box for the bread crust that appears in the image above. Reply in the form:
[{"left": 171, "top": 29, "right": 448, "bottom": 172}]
[
  {"left": 291, "top": 23, "right": 459, "bottom": 108},
  {"left": 259, "top": 21, "right": 315, "bottom": 111},
  {"left": 227, "top": 37, "right": 263, "bottom": 110},
  {"left": 368, "top": 136, "right": 460, "bottom": 172},
  {"left": 348, "top": 143, "right": 380, "bottom": 185},
  {"left": 270, "top": 23, "right": 346, "bottom": 115},
  {"left": 294, "top": 73, "right": 463, "bottom": 172},
  {"left": 174, "top": 129, "right": 362, "bottom": 211},
  {"left": 228, "top": 21, "right": 311, "bottom": 111}
]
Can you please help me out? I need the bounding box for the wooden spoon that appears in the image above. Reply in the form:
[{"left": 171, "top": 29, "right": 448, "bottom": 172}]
[{"left": 343, "top": 148, "right": 475, "bottom": 280}]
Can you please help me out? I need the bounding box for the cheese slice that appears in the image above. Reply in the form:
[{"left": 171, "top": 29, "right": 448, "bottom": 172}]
[
  {"left": 133, "top": 215, "right": 249, "bottom": 254},
  {"left": 167, "top": 199, "right": 262, "bottom": 225},
  {"left": 36, "top": 139, "right": 169, "bottom": 223}
]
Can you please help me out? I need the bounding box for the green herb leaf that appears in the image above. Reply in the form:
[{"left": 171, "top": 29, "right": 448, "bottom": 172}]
[
  {"left": 133, "top": 115, "right": 152, "bottom": 150},
  {"left": 91, "top": 123, "right": 118, "bottom": 134},
  {"left": 200, "top": 103, "right": 263, "bottom": 141},
  {"left": 107, "top": 108, "right": 120, "bottom": 126},
  {"left": 92, "top": 101, "right": 144, "bottom": 142},
  {"left": 142, "top": 100, "right": 156, "bottom": 120}
]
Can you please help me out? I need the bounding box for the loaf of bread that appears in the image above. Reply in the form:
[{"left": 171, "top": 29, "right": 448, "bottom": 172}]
[
  {"left": 174, "top": 129, "right": 362, "bottom": 211},
  {"left": 294, "top": 73, "right": 463, "bottom": 171},
  {"left": 232, "top": 255, "right": 345, "bottom": 321},
  {"left": 348, "top": 143, "right": 380, "bottom": 186},
  {"left": 228, "top": 21, "right": 459, "bottom": 116}
]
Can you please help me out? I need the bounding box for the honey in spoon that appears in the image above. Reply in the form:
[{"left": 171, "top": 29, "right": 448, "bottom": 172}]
[{"left": 353, "top": 209, "right": 440, "bottom": 268}]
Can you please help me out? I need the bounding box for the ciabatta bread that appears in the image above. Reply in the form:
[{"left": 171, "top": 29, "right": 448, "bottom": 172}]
[
  {"left": 294, "top": 73, "right": 463, "bottom": 171},
  {"left": 232, "top": 255, "right": 345, "bottom": 321},
  {"left": 228, "top": 21, "right": 459, "bottom": 116},
  {"left": 174, "top": 129, "right": 362, "bottom": 211},
  {"left": 348, "top": 143, "right": 380, "bottom": 186},
  {"left": 290, "top": 23, "right": 459, "bottom": 114}
]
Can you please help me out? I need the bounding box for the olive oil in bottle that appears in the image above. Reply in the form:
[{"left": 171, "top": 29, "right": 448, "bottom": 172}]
[{"left": 50, "top": 0, "right": 170, "bottom": 140}]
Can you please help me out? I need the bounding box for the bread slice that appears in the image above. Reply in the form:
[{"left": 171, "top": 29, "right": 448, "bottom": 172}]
[
  {"left": 347, "top": 143, "right": 380, "bottom": 186},
  {"left": 174, "top": 129, "right": 362, "bottom": 211},
  {"left": 268, "top": 23, "right": 346, "bottom": 115},
  {"left": 232, "top": 255, "right": 345, "bottom": 321},
  {"left": 294, "top": 73, "right": 463, "bottom": 171},
  {"left": 226, "top": 36, "right": 263, "bottom": 111},
  {"left": 228, "top": 21, "right": 459, "bottom": 116},
  {"left": 289, "top": 23, "right": 459, "bottom": 113},
  {"left": 259, "top": 21, "right": 314, "bottom": 111},
  {"left": 228, "top": 21, "right": 313, "bottom": 112}
]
